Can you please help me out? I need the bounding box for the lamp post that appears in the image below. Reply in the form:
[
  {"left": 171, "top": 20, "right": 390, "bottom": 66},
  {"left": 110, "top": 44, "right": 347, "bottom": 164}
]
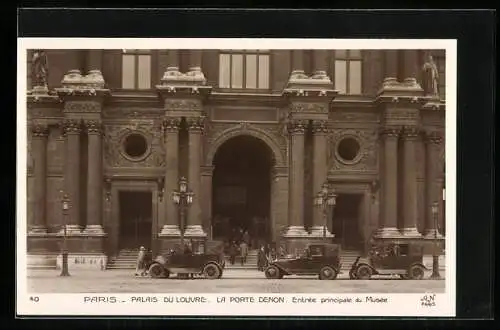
[
  {"left": 314, "top": 182, "right": 337, "bottom": 238},
  {"left": 172, "top": 177, "right": 194, "bottom": 249},
  {"left": 60, "top": 193, "right": 70, "bottom": 277},
  {"left": 430, "top": 201, "right": 441, "bottom": 280}
]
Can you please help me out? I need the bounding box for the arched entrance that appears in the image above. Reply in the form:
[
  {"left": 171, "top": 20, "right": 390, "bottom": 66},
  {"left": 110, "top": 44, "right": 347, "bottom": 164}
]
[{"left": 211, "top": 135, "right": 274, "bottom": 247}]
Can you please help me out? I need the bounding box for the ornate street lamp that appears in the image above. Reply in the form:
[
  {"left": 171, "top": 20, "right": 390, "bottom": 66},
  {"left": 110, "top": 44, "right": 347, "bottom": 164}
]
[
  {"left": 314, "top": 182, "right": 337, "bottom": 238},
  {"left": 172, "top": 177, "right": 194, "bottom": 248},
  {"left": 60, "top": 193, "right": 70, "bottom": 277},
  {"left": 430, "top": 201, "right": 441, "bottom": 280}
]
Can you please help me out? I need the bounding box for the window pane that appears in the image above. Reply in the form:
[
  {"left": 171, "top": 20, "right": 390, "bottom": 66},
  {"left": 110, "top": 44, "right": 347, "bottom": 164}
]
[
  {"left": 349, "top": 60, "right": 362, "bottom": 95},
  {"left": 137, "top": 55, "right": 151, "bottom": 89},
  {"left": 258, "top": 55, "right": 270, "bottom": 89},
  {"left": 335, "top": 50, "right": 347, "bottom": 58},
  {"left": 334, "top": 60, "right": 347, "bottom": 94},
  {"left": 231, "top": 54, "right": 243, "bottom": 88},
  {"left": 122, "top": 54, "right": 135, "bottom": 89},
  {"left": 219, "top": 54, "right": 231, "bottom": 88},
  {"left": 246, "top": 54, "right": 257, "bottom": 89}
]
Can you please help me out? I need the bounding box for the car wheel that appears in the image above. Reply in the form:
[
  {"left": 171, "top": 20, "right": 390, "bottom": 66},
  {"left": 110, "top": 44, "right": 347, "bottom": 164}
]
[
  {"left": 264, "top": 265, "right": 281, "bottom": 279},
  {"left": 148, "top": 263, "right": 166, "bottom": 278},
  {"left": 356, "top": 265, "right": 372, "bottom": 280},
  {"left": 319, "top": 266, "right": 338, "bottom": 280},
  {"left": 408, "top": 264, "right": 425, "bottom": 280},
  {"left": 203, "top": 263, "right": 221, "bottom": 279}
]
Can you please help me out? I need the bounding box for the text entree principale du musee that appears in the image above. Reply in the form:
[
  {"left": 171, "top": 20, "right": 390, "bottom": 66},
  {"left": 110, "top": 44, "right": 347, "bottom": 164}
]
[{"left": 83, "top": 296, "right": 389, "bottom": 304}]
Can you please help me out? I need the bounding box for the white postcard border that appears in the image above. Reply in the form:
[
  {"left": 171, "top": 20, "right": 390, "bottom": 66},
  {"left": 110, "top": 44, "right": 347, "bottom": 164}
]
[{"left": 16, "top": 38, "right": 457, "bottom": 317}]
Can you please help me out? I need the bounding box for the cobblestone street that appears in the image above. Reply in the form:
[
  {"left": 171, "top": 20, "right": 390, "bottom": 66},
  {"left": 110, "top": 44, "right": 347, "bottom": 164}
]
[{"left": 26, "top": 269, "right": 446, "bottom": 293}]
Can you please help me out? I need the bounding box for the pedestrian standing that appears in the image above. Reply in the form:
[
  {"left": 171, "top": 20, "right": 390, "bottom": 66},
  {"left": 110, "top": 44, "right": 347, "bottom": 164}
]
[
  {"left": 228, "top": 241, "right": 238, "bottom": 265},
  {"left": 239, "top": 241, "right": 248, "bottom": 265},
  {"left": 257, "top": 245, "right": 267, "bottom": 271},
  {"left": 135, "top": 246, "right": 146, "bottom": 276}
]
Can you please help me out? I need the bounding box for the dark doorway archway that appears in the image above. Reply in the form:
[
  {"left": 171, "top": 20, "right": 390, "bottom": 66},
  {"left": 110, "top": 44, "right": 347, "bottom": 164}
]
[
  {"left": 211, "top": 135, "right": 273, "bottom": 248},
  {"left": 331, "top": 193, "right": 364, "bottom": 250}
]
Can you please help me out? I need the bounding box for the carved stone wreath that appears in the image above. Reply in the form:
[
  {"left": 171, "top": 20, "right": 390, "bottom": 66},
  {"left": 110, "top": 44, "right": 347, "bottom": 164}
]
[
  {"left": 328, "top": 129, "right": 379, "bottom": 171},
  {"left": 103, "top": 122, "right": 165, "bottom": 168}
]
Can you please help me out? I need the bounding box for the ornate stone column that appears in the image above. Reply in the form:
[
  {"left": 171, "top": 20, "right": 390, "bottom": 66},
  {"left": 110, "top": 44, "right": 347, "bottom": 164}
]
[
  {"left": 291, "top": 50, "right": 305, "bottom": 75},
  {"left": 401, "top": 126, "right": 421, "bottom": 237},
  {"left": 376, "top": 126, "right": 401, "bottom": 237},
  {"left": 312, "top": 50, "right": 329, "bottom": 79},
  {"left": 62, "top": 119, "right": 82, "bottom": 233},
  {"left": 424, "top": 130, "right": 444, "bottom": 238},
  {"left": 310, "top": 120, "right": 333, "bottom": 237},
  {"left": 159, "top": 118, "right": 182, "bottom": 236},
  {"left": 83, "top": 120, "right": 105, "bottom": 235},
  {"left": 184, "top": 116, "right": 206, "bottom": 237},
  {"left": 283, "top": 119, "right": 308, "bottom": 237},
  {"left": 30, "top": 123, "right": 49, "bottom": 233},
  {"left": 403, "top": 50, "right": 419, "bottom": 85},
  {"left": 384, "top": 50, "right": 399, "bottom": 83}
]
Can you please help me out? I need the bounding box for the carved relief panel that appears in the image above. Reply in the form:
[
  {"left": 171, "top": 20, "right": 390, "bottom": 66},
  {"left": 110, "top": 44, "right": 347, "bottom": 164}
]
[
  {"left": 103, "top": 120, "right": 165, "bottom": 168},
  {"left": 328, "top": 128, "right": 379, "bottom": 172}
]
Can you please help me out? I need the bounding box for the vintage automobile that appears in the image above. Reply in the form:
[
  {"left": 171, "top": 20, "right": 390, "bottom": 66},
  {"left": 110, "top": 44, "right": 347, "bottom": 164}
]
[
  {"left": 349, "top": 241, "right": 427, "bottom": 280},
  {"left": 264, "top": 243, "right": 341, "bottom": 280},
  {"left": 147, "top": 240, "right": 226, "bottom": 279}
]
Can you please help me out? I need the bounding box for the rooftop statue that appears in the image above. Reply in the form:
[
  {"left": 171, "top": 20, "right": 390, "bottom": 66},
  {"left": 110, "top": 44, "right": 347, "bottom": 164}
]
[{"left": 31, "top": 49, "right": 49, "bottom": 88}]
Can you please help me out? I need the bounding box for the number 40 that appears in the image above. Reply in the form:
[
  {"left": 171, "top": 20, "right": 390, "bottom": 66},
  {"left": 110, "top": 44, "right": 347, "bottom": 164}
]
[{"left": 30, "top": 296, "right": 39, "bottom": 302}]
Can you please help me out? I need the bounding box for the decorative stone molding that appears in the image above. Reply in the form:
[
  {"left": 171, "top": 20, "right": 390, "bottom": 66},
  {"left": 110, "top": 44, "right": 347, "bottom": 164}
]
[
  {"left": 84, "top": 120, "right": 102, "bottom": 134},
  {"left": 31, "top": 123, "right": 50, "bottom": 138},
  {"left": 380, "top": 126, "right": 401, "bottom": 138},
  {"left": 163, "top": 117, "right": 182, "bottom": 132},
  {"left": 283, "top": 72, "right": 337, "bottom": 98},
  {"left": 290, "top": 102, "right": 328, "bottom": 114},
  {"left": 204, "top": 122, "right": 286, "bottom": 167},
  {"left": 401, "top": 126, "right": 420, "bottom": 140},
  {"left": 287, "top": 119, "right": 308, "bottom": 135},
  {"left": 164, "top": 99, "right": 202, "bottom": 112},
  {"left": 62, "top": 119, "right": 82, "bottom": 135},
  {"left": 425, "top": 130, "right": 443, "bottom": 144},
  {"left": 64, "top": 101, "right": 101, "bottom": 113},
  {"left": 186, "top": 116, "right": 205, "bottom": 132},
  {"left": 311, "top": 120, "right": 329, "bottom": 134},
  {"left": 329, "top": 129, "right": 379, "bottom": 171},
  {"left": 103, "top": 124, "right": 165, "bottom": 168}
]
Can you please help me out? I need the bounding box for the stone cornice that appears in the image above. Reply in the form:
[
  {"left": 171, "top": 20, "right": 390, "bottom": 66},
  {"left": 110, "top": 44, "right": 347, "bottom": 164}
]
[{"left": 54, "top": 70, "right": 110, "bottom": 98}]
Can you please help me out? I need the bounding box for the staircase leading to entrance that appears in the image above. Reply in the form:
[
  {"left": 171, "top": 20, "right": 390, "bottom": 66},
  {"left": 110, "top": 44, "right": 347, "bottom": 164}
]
[
  {"left": 224, "top": 249, "right": 259, "bottom": 270},
  {"left": 339, "top": 249, "right": 362, "bottom": 274},
  {"left": 106, "top": 249, "right": 138, "bottom": 270}
]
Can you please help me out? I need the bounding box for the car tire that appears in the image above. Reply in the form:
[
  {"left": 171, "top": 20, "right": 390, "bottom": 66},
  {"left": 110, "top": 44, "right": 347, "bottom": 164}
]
[
  {"left": 149, "top": 263, "right": 166, "bottom": 278},
  {"left": 264, "top": 265, "right": 281, "bottom": 279},
  {"left": 408, "top": 264, "right": 425, "bottom": 280},
  {"left": 319, "top": 266, "right": 338, "bottom": 280},
  {"left": 203, "top": 263, "right": 221, "bottom": 279},
  {"left": 355, "top": 264, "right": 372, "bottom": 280}
]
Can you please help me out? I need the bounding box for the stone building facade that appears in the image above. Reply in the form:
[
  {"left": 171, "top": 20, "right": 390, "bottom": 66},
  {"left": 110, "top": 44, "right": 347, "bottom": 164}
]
[{"left": 26, "top": 49, "right": 446, "bottom": 269}]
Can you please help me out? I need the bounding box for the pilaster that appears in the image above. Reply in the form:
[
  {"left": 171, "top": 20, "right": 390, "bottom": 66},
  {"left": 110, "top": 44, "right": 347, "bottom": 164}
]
[
  {"left": 424, "top": 130, "right": 444, "bottom": 239},
  {"left": 29, "top": 123, "right": 49, "bottom": 234}
]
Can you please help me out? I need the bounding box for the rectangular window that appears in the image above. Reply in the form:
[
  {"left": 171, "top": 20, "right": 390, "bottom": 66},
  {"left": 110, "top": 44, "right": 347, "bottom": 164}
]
[
  {"left": 218, "top": 50, "right": 270, "bottom": 90},
  {"left": 333, "top": 50, "right": 363, "bottom": 95},
  {"left": 121, "top": 49, "right": 152, "bottom": 89}
]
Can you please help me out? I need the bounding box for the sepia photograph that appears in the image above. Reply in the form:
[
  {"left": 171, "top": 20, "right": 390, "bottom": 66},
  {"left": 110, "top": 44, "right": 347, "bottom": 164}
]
[{"left": 17, "top": 38, "right": 456, "bottom": 316}]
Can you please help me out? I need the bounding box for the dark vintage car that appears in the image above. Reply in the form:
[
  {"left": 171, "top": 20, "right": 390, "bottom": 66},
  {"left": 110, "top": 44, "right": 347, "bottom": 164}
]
[
  {"left": 349, "top": 241, "right": 427, "bottom": 280},
  {"left": 264, "top": 243, "right": 341, "bottom": 280},
  {"left": 147, "top": 240, "right": 226, "bottom": 279}
]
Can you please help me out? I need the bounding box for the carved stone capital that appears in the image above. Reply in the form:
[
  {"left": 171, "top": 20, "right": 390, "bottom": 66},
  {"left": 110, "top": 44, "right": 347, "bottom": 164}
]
[
  {"left": 380, "top": 126, "right": 401, "bottom": 138},
  {"left": 186, "top": 116, "right": 205, "bottom": 132},
  {"left": 31, "top": 123, "right": 49, "bottom": 138},
  {"left": 401, "top": 126, "right": 420, "bottom": 140},
  {"left": 287, "top": 120, "right": 307, "bottom": 135},
  {"left": 62, "top": 119, "right": 82, "bottom": 135},
  {"left": 425, "top": 130, "right": 443, "bottom": 144},
  {"left": 311, "top": 120, "right": 328, "bottom": 134},
  {"left": 163, "top": 117, "right": 182, "bottom": 132},
  {"left": 84, "top": 120, "right": 102, "bottom": 134}
]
